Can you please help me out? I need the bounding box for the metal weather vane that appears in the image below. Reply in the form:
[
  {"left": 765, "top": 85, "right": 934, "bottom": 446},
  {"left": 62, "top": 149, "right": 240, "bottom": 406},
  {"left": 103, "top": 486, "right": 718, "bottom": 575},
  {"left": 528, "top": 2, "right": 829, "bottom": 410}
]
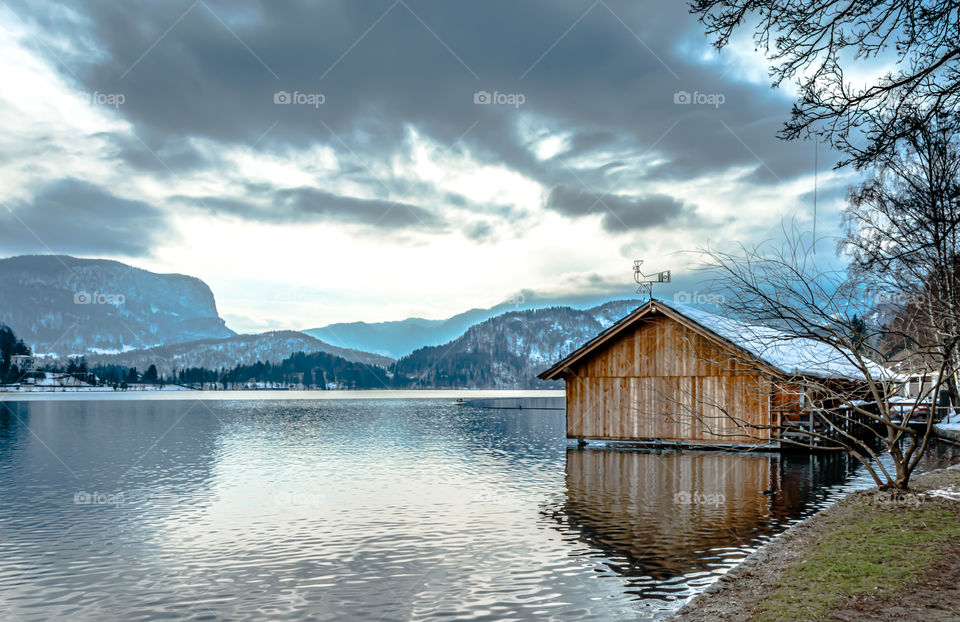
[{"left": 633, "top": 259, "right": 670, "bottom": 299}]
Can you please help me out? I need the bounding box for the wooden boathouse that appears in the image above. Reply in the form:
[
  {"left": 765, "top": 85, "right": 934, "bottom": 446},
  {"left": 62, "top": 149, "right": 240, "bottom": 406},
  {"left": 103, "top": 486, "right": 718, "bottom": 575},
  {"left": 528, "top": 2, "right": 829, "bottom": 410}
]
[{"left": 538, "top": 299, "right": 880, "bottom": 449}]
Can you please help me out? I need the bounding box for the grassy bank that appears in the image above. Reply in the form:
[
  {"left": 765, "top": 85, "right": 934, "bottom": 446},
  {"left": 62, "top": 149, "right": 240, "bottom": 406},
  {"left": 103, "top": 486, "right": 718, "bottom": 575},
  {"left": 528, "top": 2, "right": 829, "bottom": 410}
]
[{"left": 675, "top": 469, "right": 960, "bottom": 622}]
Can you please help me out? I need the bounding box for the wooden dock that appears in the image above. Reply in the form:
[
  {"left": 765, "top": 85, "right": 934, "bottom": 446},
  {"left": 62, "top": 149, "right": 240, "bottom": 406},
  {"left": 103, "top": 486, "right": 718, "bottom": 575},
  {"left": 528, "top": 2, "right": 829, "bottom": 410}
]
[{"left": 456, "top": 396, "right": 565, "bottom": 410}]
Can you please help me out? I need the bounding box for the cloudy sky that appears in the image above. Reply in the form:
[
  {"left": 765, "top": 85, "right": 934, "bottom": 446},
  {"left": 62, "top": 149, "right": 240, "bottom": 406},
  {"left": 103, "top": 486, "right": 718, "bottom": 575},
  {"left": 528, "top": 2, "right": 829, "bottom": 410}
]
[{"left": 0, "top": 0, "right": 857, "bottom": 332}]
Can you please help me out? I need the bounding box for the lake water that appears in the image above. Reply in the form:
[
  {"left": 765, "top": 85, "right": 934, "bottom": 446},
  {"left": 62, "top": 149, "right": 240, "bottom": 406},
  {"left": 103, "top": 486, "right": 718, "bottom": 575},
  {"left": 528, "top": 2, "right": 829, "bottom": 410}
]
[{"left": 0, "top": 395, "right": 956, "bottom": 621}]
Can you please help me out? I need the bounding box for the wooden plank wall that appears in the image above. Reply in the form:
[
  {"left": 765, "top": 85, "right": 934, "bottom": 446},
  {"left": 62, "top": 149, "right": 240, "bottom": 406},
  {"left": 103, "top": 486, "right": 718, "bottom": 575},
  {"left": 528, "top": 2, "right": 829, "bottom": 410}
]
[{"left": 565, "top": 315, "right": 775, "bottom": 443}]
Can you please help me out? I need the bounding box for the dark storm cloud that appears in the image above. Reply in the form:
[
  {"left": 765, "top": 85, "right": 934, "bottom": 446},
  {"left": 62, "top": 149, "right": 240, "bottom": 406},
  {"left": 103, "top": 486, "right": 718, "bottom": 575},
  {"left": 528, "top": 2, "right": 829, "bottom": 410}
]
[
  {"left": 94, "top": 132, "right": 211, "bottom": 174},
  {"left": 0, "top": 179, "right": 170, "bottom": 256},
  {"left": 16, "top": 0, "right": 810, "bottom": 181},
  {"left": 545, "top": 185, "right": 697, "bottom": 232},
  {"left": 174, "top": 187, "right": 439, "bottom": 229},
  {"left": 506, "top": 272, "right": 638, "bottom": 308},
  {"left": 3, "top": 0, "right": 829, "bottom": 255},
  {"left": 278, "top": 187, "right": 439, "bottom": 228}
]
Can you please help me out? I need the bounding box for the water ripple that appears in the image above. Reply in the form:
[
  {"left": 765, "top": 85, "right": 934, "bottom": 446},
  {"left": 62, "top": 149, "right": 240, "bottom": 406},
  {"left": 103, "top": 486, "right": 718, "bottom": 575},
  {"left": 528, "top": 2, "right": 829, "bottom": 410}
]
[{"left": 0, "top": 398, "right": 956, "bottom": 621}]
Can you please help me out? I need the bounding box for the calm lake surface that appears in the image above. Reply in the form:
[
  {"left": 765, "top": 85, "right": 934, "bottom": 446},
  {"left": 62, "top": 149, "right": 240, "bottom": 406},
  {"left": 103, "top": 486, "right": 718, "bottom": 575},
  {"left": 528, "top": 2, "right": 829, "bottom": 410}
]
[{"left": 0, "top": 394, "right": 956, "bottom": 621}]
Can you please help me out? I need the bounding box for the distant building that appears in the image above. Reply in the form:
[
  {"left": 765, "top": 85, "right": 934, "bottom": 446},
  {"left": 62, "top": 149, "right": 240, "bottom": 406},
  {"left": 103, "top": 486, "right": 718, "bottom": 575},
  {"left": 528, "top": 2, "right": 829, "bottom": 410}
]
[
  {"left": 539, "top": 300, "right": 883, "bottom": 449},
  {"left": 10, "top": 354, "right": 35, "bottom": 373}
]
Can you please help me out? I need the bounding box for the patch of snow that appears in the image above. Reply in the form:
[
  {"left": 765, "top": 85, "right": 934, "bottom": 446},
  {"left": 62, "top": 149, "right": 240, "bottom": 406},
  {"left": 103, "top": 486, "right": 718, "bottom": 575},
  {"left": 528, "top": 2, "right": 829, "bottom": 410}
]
[
  {"left": 88, "top": 345, "right": 139, "bottom": 355},
  {"left": 941, "top": 410, "right": 960, "bottom": 426},
  {"left": 925, "top": 486, "right": 960, "bottom": 502}
]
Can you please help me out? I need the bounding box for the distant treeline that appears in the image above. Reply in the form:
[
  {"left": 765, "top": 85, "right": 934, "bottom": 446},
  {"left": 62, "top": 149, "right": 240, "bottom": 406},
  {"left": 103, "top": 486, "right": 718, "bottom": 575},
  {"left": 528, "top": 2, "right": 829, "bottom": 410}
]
[
  {"left": 390, "top": 337, "right": 530, "bottom": 388},
  {"left": 1, "top": 321, "right": 402, "bottom": 389},
  {"left": 84, "top": 350, "right": 400, "bottom": 389},
  {"left": 2, "top": 322, "right": 548, "bottom": 390},
  {"left": 0, "top": 325, "right": 31, "bottom": 384}
]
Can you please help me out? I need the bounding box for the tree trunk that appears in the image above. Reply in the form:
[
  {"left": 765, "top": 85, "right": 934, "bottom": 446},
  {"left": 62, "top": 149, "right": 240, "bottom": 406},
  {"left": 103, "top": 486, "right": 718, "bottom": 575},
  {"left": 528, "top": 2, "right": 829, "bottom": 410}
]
[{"left": 944, "top": 371, "right": 959, "bottom": 419}]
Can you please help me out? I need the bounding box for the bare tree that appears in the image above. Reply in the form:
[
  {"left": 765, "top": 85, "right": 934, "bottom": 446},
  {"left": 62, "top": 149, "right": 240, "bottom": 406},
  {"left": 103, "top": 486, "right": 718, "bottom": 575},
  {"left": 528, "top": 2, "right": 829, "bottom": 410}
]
[
  {"left": 687, "top": 227, "right": 959, "bottom": 490},
  {"left": 690, "top": 0, "right": 960, "bottom": 168},
  {"left": 841, "top": 112, "right": 960, "bottom": 404}
]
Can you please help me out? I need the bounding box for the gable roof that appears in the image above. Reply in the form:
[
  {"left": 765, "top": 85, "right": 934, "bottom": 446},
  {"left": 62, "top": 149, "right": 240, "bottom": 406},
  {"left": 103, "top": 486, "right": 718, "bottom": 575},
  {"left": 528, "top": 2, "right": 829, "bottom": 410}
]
[{"left": 538, "top": 299, "right": 888, "bottom": 381}]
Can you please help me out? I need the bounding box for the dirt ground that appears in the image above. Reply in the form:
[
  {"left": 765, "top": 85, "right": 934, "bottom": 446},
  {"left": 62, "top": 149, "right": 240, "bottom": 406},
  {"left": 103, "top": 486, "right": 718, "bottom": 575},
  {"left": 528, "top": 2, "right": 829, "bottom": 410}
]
[
  {"left": 672, "top": 468, "right": 960, "bottom": 621},
  {"left": 828, "top": 550, "right": 960, "bottom": 621}
]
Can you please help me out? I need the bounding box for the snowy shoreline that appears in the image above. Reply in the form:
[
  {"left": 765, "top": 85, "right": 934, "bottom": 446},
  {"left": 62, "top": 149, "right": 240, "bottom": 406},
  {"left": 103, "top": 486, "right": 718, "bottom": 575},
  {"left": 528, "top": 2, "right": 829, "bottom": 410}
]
[
  {"left": 0, "top": 384, "right": 194, "bottom": 393},
  {"left": 0, "top": 388, "right": 566, "bottom": 401},
  {"left": 935, "top": 411, "right": 960, "bottom": 442}
]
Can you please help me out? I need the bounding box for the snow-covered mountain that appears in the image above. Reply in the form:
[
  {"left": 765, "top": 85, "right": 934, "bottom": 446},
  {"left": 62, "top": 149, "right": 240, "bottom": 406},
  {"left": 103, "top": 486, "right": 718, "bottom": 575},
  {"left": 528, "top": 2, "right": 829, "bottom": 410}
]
[
  {"left": 0, "top": 255, "right": 234, "bottom": 356},
  {"left": 0, "top": 254, "right": 643, "bottom": 385},
  {"left": 86, "top": 330, "right": 394, "bottom": 375},
  {"left": 304, "top": 305, "right": 515, "bottom": 359},
  {"left": 305, "top": 297, "right": 645, "bottom": 359},
  {"left": 392, "top": 300, "right": 642, "bottom": 388}
]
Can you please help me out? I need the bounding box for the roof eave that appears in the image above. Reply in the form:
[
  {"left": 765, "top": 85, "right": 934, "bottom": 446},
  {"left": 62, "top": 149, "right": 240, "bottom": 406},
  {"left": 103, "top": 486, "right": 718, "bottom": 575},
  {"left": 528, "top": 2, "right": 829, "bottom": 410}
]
[
  {"left": 537, "top": 300, "right": 656, "bottom": 380},
  {"left": 537, "top": 299, "right": 791, "bottom": 381}
]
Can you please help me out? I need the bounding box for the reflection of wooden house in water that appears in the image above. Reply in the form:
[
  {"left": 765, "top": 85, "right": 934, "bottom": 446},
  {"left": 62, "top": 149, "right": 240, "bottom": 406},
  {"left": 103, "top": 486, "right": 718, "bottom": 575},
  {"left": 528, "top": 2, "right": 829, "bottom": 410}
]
[
  {"left": 542, "top": 449, "right": 854, "bottom": 600},
  {"left": 538, "top": 300, "right": 882, "bottom": 448}
]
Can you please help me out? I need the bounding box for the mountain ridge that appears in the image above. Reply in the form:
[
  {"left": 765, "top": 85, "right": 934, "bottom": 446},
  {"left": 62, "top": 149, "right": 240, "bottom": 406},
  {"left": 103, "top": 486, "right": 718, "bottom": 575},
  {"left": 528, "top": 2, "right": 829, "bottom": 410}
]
[
  {"left": 0, "top": 254, "right": 645, "bottom": 387},
  {"left": 391, "top": 299, "right": 643, "bottom": 388},
  {"left": 0, "top": 254, "right": 234, "bottom": 356},
  {"left": 85, "top": 329, "right": 394, "bottom": 375},
  {"left": 305, "top": 295, "right": 641, "bottom": 359}
]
